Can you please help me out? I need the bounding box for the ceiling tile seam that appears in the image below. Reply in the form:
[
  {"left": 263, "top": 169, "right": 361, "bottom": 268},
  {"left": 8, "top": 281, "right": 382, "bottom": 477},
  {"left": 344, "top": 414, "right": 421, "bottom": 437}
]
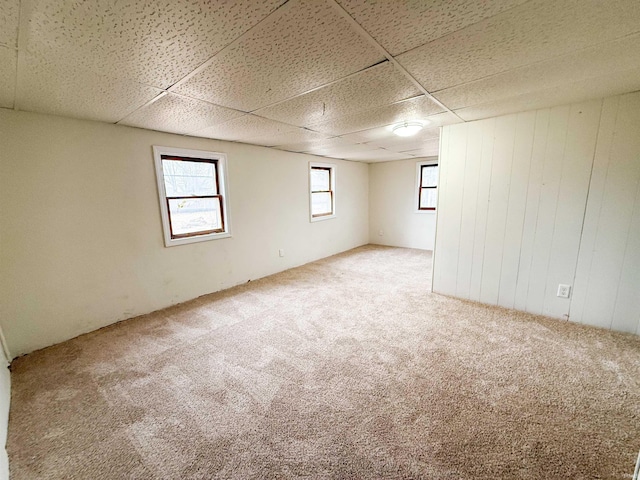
[
  {"left": 13, "top": 0, "right": 33, "bottom": 111},
  {"left": 248, "top": 59, "right": 390, "bottom": 113},
  {"left": 114, "top": 91, "right": 168, "bottom": 125},
  {"left": 261, "top": 91, "right": 432, "bottom": 129},
  {"left": 326, "top": 0, "right": 464, "bottom": 123},
  {"left": 165, "top": 0, "right": 294, "bottom": 94},
  {"left": 164, "top": 60, "right": 392, "bottom": 117},
  {"left": 430, "top": 30, "right": 640, "bottom": 99},
  {"left": 184, "top": 112, "right": 332, "bottom": 139},
  {"left": 0, "top": 43, "right": 17, "bottom": 51},
  {"left": 113, "top": 85, "right": 250, "bottom": 126}
]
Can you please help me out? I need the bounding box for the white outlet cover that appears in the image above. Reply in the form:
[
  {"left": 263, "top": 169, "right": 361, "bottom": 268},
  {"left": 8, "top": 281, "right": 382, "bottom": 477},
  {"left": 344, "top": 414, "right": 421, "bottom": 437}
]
[{"left": 557, "top": 284, "right": 571, "bottom": 298}]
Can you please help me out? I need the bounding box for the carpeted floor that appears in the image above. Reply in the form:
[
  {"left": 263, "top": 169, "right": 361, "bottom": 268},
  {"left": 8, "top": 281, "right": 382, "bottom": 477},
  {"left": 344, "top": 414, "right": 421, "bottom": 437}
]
[{"left": 7, "top": 245, "right": 640, "bottom": 479}]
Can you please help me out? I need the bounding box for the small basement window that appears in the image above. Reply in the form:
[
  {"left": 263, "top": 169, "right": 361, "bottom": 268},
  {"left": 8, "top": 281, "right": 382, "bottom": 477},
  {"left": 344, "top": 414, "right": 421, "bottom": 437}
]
[
  {"left": 153, "top": 146, "right": 230, "bottom": 246},
  {"left": 309, "top": 162, "right": 336, "bottom": 221},
  {"left": 417, "top": 162, "right": 438, "bottom": 211}
]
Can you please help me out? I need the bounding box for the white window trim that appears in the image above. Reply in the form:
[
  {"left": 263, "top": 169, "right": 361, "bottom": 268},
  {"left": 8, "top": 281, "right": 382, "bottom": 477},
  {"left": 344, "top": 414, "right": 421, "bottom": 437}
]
[
  {"left": 309, "top": 161, "right": 336, "bottom": 222},
  {"left": 415, "top": 159, "right": 439, "bottom": 214},
  {"left": 153, "top": 145, "right": 231, "bottom": 247}
]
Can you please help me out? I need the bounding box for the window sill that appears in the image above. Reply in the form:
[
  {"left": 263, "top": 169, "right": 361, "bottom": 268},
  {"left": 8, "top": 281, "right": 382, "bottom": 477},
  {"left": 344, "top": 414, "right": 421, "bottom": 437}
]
[
  {"left": 310, "top": 214, "right": 336, "bottom": 223},
  {"left": 414, "top": 209, "right": 437, "bottom": 214},
  {"left": 164, "top": 231, "right": 231, "bottom": 247}
]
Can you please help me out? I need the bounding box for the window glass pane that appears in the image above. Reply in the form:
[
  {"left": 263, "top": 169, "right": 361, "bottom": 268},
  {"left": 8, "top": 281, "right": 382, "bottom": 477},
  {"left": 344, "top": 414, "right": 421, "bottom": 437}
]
[
  {"left": 421, "top": 165, "right": 438, "bottom": 187},
  {"left": 163, "top": 159, "right": 217, "bottom": 197},
  {"left": 311, "top": 192, "right": 332, "bottom": 216},
  {"left": 420, "top": 188, "right": 437, "bottom": 209},
  {"left": 168, "top": 197, "right": 222, "bottom": 236},
  {"left": 310, "top": 168, "right": 330, "bottom": 191}
]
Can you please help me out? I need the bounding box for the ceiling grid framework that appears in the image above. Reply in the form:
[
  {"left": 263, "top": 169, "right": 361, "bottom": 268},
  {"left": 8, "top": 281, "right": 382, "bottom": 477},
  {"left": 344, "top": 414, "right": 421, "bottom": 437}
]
[{"left": 1, "top": 0, "right": 640, "bottom": 162}]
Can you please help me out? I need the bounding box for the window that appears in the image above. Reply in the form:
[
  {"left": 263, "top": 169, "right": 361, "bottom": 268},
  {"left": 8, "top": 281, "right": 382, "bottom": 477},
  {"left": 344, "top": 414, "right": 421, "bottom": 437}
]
[
  {"left": 309, "top": 162, "right": 336, "bottom": 221},
  {"left": 417, "top": 162, "right": 438, "bottom": 211},
  {"left": 153, "top": 146, "right": 230, "bottom": 246}
]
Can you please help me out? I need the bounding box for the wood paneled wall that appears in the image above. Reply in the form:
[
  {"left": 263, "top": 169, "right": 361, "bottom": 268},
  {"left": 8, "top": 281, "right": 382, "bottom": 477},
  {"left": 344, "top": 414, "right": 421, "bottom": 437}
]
[{"left": 434, "top": 93, "right": 640, "bottom": 334}]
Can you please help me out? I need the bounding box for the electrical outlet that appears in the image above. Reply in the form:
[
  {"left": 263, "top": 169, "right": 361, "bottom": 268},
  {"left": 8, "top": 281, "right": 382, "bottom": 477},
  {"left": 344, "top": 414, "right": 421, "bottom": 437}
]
[
  {"left": 278, "top": 249, "right": 285, "bottom": 257},
  {"left": 378, "top": 230, "right": 384, "bottom": 236},
  {"left": 557, "top": 284, "right": 571, "bottom": 298}
]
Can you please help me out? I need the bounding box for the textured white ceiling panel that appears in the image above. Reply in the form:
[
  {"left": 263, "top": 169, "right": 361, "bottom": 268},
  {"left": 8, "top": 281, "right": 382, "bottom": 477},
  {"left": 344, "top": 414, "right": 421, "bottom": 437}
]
[
  {"left": 398, "top": 0, "right": 640, "bottom": 92},
  {"left": 370, "top": 137, "right": 441, "bottom": 154},
  {"left": 194, "top": 115, "right": 299, "bottom": 143},
  {"left": 400, "top": 145, "right": 441, "bottom": 158},
  {"left": 339, "top": 149, "right": 414, "bottom": 162},
  {"left": 16, "top": 54, "right": 162, "bottom": 123},
  {"left": 275, "top": 136, "right": 354, "bottom": 153},
  {"left": 119, "top": 94, "right": 244, "bottom": 135},
  {"left": 0, "top": 47, "right": 17, "bottom": 108},
  {"left": 0, "top": 0, "right": 19, "bottom": 47},
  {"left": 434, "top": 34, "right": 640, "bottom": 110},
  {"left": 336, "top": 0, "right": 528, "bottom": 55},
  {"left": 23, "top": 0, "right": 287, "bottom": 89},
  {"left": 307, "top": 95, "right": 445, "bottom": 136},
  {"left": 250, "top": 128, "right": 330, "bottom": 148},
  {"left": 350, "top": 125, "right": 440, "bottom": 147},
  {"left": 254, "top": 61, "right": 420, "bottom": 126},
  {"left": 173, "top": 0, "right": 384, "bottom": 112},
  {"left": 455, "top": 67, "right": 640, "bottom": 121},
  {"left": 305, "top": 142, "right": 377, "bottom": 157}
]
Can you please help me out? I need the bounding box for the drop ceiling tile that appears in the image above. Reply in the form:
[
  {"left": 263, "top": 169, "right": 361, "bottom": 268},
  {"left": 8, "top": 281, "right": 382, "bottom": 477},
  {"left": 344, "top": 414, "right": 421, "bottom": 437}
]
[
  {"left": 251, "top": 128, "right": 329, "bottom": 148},
  {"left": 16, "top": 53, "right": 162, "bottom": 123},
  {"left": 173, "top": 0, "right": 384, "bottom": 112},
  {"left": 400, "top": 145, "right": 441, "bottom": 158},
  {"left": 434, "top": 34, "right": 640, "bottom": 110},
  {"left": 398, "top": 0, "right": 640, "bottom": 92},
  {"left": 307, "top": 95, "right": 445, "bottom": 136},
  {"left": 119, "top": 93, "right": 244, "bottom": 135},
  {"left": 373, "top": 138, "right": 441, "bottom": 154},
  {"left": 0, "top": 47, "right": 17, "bottom": 108},
  {"left": 254, "top": 61, "right": 421, "bottom": 126},
  {"left": 336, "top": 0, "right": 528, "bottom": 55},
  {"left": 275, "top": 136, "right": 354, "bottom": 153},
  {"left": 306, "top": 143, "right": 376, "bottom": 157},
  {"left": 23, "top": 0, "right": 287, "bottom": 89},
  {"left": 353, "top": 126, "right": 440, "bottom": 147},
  {"left": 194, "top": 114, "right": 298, "bottom": 144},
  {"left": 340, "top": 149, "right": 415, "bottom": 162},
  {"left": 0, "top": 0, "right": 19, "bottom": 47},
  {"left": 454, "top": 67, "right": 640, "bottom": 122}
]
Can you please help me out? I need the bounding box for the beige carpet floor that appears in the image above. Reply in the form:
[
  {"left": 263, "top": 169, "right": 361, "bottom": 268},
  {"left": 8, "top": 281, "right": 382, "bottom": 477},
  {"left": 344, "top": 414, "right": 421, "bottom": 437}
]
[{"left": 7, "top": 245, "right": 640, "bottom": 479}]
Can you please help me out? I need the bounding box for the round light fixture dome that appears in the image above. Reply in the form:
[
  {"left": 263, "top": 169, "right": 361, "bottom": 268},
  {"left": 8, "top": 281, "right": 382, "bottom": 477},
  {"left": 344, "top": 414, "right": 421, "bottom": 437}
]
[{"left": 392, "top": 121, "right": 423, "bottom": 137}]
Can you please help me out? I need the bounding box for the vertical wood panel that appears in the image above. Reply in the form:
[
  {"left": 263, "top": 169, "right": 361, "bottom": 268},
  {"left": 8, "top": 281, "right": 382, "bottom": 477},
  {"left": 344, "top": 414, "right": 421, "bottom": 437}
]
[
  {"left": 514, "top": 109, "right": 549, "bottom": 311},
  {"left": 525, "top": 105, "right": 571, "bottom": 315},
  {"left": 579, "top": 93, "right": 640, "bottom": 329},
  {"left": 456, "top": 121, "right": 483, "bottom": 298},
  {"left": 433, "top": 124, "right": 452, "bottom": 293},
  {"left": 569, "top": 97, "right": 620, "bottom": 324},
  {"left": 468, "top": 119, "right": 496, "bottom": 301},
  {"left": 543, "top": 100, "right": 602, "bottom": 319},
  {"left": 611, "top": 180, "right": 640, "bottom": 333},
  {"left": 480, "top": 115, "right": 516, "bottom": 305},
  {"left": 436, "top": 124, "right": 467, "bottom": 296},
  {"left": 497, "top": 111, "right": 536, "bottom": 309}
]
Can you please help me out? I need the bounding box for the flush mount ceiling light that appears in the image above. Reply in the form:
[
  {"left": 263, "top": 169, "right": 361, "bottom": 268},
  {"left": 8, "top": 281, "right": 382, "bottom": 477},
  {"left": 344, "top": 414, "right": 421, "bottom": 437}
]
[{"left": 392, "top": 121, "right": 424, "bottom": 137}]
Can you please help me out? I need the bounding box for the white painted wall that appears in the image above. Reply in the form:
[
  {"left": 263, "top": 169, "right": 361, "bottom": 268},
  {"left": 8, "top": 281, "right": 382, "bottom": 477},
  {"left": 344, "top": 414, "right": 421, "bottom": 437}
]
[
  {"left": 434, "top": 99, "right": 601, "bottom": 320},
  {"left": 0, "top": 109, "right": 369, "bottom": 356},
  {"left": 571, "top": 93, "right": 640, "bottom": 334},
  {"left": 369, "top": 157, "right": 437, "bottom": 250},
  {"left": 434, "top": 93, "right": 640, "bottom": 335}
]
